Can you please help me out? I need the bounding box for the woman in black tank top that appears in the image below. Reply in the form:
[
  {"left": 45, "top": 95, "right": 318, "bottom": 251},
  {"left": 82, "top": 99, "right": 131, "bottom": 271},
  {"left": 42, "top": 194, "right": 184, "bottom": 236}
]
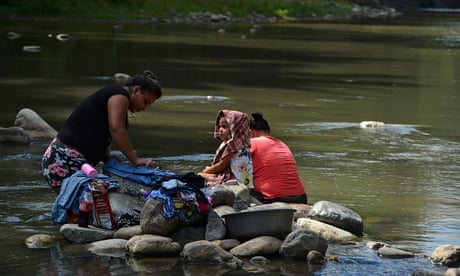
[{"left": 41, "top": 70, "right": 162, "bottom": 193}]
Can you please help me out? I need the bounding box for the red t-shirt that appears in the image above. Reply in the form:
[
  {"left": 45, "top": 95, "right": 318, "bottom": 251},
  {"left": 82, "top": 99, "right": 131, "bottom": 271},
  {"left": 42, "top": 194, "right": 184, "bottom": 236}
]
[{"left": 250, "top": 136, "right": 306, "bottom": 199}]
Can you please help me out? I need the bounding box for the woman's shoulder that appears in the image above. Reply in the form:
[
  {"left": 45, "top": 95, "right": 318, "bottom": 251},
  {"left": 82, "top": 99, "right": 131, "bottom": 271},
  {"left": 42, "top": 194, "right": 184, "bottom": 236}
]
[{"left": 97, "top": 85, "right": 129, "bottom": 97}]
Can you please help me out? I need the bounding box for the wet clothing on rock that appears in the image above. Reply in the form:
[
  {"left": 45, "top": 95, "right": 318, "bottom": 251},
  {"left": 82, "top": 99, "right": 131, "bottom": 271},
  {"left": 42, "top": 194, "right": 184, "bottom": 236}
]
[{"left": 51, "top": 171, "right": 120, "bottom": 224}]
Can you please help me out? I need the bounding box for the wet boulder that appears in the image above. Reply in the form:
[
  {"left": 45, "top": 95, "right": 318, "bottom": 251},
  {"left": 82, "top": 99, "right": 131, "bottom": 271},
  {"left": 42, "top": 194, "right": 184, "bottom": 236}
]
[
  {"left": 307, "top": 200, "right": 363, "bottom": 236},
  {"left": 279, "top": 229, "right": 328, "bottom": 260},
  {"left": 182, "top": 240, "right": 243, "bottom": 268},
  {"left": 125, "top": 234, "right": 182, "bottom": 256},
  {"left": 294, "top": 217, "right": 357, "bottom": 243},
  {"left": 60, "top": 223, "right": 114, "bottom": 244},
  {"left": 430, "top": 244, "right": 460, "bottom": 267},
  {"left": 0, "top": 108, "right": 57, "bottom": 143},
  {"left": 230, "top": 236, "right": 283, "bottom": 257},
  {"left": 24, "top": 233, "right": 57, "bottom": 249},
  {"left": 87, "top": 238, "right": 127, "bottom": 257}
]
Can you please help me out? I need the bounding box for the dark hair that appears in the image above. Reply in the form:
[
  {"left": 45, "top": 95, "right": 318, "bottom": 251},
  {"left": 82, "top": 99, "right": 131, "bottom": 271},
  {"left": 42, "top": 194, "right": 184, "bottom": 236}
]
[
  {"left": 250, "top": 111, "right": 270, "bottom": 132},
  {"left": 126, "top": 70, "right": 162, "bottom": 99}
]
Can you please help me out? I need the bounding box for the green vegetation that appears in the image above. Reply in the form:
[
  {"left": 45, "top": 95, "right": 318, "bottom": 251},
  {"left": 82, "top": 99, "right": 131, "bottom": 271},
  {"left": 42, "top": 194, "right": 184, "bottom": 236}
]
[{"left": 0, "top": 0, "right": 353, "bottom": 20}]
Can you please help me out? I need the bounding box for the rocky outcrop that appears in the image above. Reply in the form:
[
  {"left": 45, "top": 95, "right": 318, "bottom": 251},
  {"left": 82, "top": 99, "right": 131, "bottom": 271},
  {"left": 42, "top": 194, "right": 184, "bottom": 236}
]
[
  {"left": 0, "top": 108, "right": 56, "bottom": 143},
  {"left": 307, "top": 200, "right": 364, "bottom": 236},
  {"left": 430, "top": 245, "right": 460, "bottom": 267}
]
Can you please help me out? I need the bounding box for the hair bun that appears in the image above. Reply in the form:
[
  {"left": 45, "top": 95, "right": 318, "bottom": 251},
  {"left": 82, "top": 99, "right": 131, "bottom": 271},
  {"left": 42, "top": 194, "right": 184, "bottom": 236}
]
[
  {"left": 251, "top": 111, "right": 264, "bottom": 121},
  {"left": 143, "top": 70, "right": 157, "bottom": 81}
]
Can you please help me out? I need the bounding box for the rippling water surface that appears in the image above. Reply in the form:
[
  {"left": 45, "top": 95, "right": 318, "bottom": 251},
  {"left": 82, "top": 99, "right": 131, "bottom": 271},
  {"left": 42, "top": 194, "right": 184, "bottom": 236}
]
[{"left": 0, "top": 14, "right": 459, "bottom": 275}]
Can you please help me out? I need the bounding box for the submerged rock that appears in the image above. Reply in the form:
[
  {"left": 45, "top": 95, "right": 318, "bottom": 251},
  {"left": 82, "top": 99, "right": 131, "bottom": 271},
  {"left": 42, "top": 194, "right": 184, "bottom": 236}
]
[{"left": 24, "top": 234, "right": 57, "bottom": 249}]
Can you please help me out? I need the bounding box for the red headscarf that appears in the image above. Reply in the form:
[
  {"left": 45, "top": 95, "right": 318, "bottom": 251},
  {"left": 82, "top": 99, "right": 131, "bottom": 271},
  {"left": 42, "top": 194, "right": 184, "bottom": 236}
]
[{"left": 212, "top": 110, "right": 250, "bottom": 181}]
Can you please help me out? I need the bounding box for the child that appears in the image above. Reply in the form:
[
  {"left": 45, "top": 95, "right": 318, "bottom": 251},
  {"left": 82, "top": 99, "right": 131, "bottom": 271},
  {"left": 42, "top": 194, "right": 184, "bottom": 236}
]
[{"left": 199, "top": 110, "right": 253, "bottom": 187}]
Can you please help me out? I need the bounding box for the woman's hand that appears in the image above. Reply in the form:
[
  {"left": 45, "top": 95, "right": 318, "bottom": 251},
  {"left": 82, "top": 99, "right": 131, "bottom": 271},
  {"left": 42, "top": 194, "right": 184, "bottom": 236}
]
[{"left": 135, "top": 158, "right": 155, "bottom": 168}]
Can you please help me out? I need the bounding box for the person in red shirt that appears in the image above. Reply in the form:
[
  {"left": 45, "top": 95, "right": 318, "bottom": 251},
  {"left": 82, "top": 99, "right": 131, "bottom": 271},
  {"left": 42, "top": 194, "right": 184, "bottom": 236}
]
[{"left": 249, "top": 112, "right": 307, "bottom": 204}]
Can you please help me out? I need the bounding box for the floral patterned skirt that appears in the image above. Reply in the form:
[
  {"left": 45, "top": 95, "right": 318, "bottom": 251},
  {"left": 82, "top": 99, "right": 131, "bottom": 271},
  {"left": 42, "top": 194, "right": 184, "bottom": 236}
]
[{"left": 41, "top": 138, "right": 87, "bottom": 188}]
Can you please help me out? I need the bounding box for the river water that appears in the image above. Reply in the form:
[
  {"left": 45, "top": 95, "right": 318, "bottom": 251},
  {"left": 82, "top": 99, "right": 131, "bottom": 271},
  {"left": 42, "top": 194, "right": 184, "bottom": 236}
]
[{"left": 0, "top": 14, "right": 459, "bottom": 275}]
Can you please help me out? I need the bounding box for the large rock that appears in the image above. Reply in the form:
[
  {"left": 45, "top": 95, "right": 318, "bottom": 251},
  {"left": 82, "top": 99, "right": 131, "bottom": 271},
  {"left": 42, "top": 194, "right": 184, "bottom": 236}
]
[
  {"left": 24, "top": 233, "right": 57, "bottom": 249},
  {"left": 294, "top": 217, "right": 357, "bottom": 243},
  {"left": 205, "top": 208, "right": 228, "bottom": 241},
  {"left": 87, "top": 238, "right": 127, "bottom": 257},
  {"left": 307, "top": 200, "right": 363, "bottom": 236},
  {"left": 140, "top": 198, "right": 181, "bottom": 236},
  {"left": 377, "top": 246, "right": 414, "bottom": 259},
  {"left": 60, "top": 224, "right": 114, "bottom": 244},
  {"left": 182, "top": 240, "right": 243, "bottom": 268},
  {"left": 170, "top": 226, "right": 205, "bottom": 247},
  {"left": 430, "top": 244, "right": 460, "bottom": 267},
  {"left": 0, "top": 108, "right": 57, "bottom": 143},
  {"left": 230, "top": 236, "right": 283, "bottom": 257},
  {"left": 279, "top": 229, "right": 328, "bottom": 260},
  {"left": 125, "top": 234, "right": 182, "bottom": 256}
]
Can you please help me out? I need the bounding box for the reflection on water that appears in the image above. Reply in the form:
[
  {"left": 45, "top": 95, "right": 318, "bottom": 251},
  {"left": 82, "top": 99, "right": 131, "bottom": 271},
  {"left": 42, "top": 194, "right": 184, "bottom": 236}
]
[{"left": 0, "top": 15, "right": 459, "bottom": 275}]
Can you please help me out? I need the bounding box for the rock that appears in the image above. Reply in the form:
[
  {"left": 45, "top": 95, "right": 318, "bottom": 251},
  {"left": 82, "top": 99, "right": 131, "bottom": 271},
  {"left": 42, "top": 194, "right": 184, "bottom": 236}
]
[
  {"left": 367, "top": 241, "right": 390, "bottom": 250},
  {"left": 377, "top": 246, "right": 414, "bottom": 259},
  {"left": 24, "top": 234, "right": 57, "bottom": 249},
  {"left": 0, "top": 108, "right": 57, "bottom": 143},
  {"left": 410, "top": 268, "right": 444, "bottom": 275},
  {"left": 87, "top": 238, "right": 127, "bottom": 257},
  {"left": 212, "top": 239, "right": 240, "bottom": 250},
  {"left": 360, "top": 121, "right": 385, "bottom": 128},
  {"left": 125, "top": 234, "right": 182, "bottom": 256},
  {"left": 307, "top": 200, "right": 363, "bottom": 236},
  {"left": 230, "top": 236, "right": 282, "bottom": 257},
  {"left": 250, "top": 256, "right": 270, "bottom": 266},
  {"left": 206, "top": 185, "right": 235, "bottom": 207},
  {"left": 170, "top": 226, "right": 205, "bottom": 247},
  {"left": 279, "top": 229, "right": 328, "bottom": 260},
  {"left": 114, "top": 225, "right": 142, "bottom": 239},
  {"left": 108, "top": 191, "right": 144, "bottom": 219},
  {"left": 294, "top": 218, "right": 357, "bottom": 243},
  {"left": 140, "top": 198, "right": 181, "bottom": 236},
  {"left": 430, "top": 244, "right": 460, "bottom": 267},
  {"left": 0, "top": 126, "right": 30, "bottom": 143},
  {"left": 14, "top": 108, "right": 57, "bottom": 139},
  {"left": 182, "top": 240, "right": 243, "bottom": 269},
  {"left": 307, "top": 250, "right": 325, "bottom": 264},
  {"left": 289, "top": 203, "right": 312, "bottom": 220},
  {"left": 445, "top": 268, "right": 460, "bottom": 276},
  {"left": 114, "top": 73, "right": 131, "bottom": 85},
  {"left": 125, "top": 255, "right": 179, "bottom": 273},
  {"left": 60, "top": 224, "right": 114, "bottom": 244},
  {"left": 205, "top": 209, "right": 227, "bottom": 241}
]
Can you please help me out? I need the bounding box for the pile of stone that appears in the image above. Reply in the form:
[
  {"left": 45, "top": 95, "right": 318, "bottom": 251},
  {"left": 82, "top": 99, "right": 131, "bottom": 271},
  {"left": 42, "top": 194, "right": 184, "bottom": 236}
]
[{"left": 25, "top": 177, "right": 460, "bottom": 274}]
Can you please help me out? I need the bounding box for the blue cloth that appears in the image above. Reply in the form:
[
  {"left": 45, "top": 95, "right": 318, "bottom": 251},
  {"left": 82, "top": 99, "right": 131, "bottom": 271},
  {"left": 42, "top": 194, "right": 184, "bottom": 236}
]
[
  {"left": 51, "top": 171, "right": 120, "bottom": 224},
  {"left": 103, "top": 158, "right": 177, "bottom": 186},
  {"left": 148, "top": 180, "right": 211, "bottom": 222}
]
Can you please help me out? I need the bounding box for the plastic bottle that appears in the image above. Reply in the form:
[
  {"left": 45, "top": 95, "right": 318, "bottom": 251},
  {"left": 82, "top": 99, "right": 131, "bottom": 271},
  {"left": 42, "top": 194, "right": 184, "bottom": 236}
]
[
  {"left": 81, "top": 163, "right": 97, "bottom": 178},
  {"left": 78, "top": 186, "right": 93, "bottom": 227},
  {"left": 140, "top": 188, "right": 150, "bottom": 201}
]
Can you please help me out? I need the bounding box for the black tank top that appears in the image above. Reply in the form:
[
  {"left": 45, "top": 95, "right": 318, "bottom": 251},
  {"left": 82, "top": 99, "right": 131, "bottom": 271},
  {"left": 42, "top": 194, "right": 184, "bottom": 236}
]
[{"left": 57, "top": 86, "right": 129, "bottom": 165}]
